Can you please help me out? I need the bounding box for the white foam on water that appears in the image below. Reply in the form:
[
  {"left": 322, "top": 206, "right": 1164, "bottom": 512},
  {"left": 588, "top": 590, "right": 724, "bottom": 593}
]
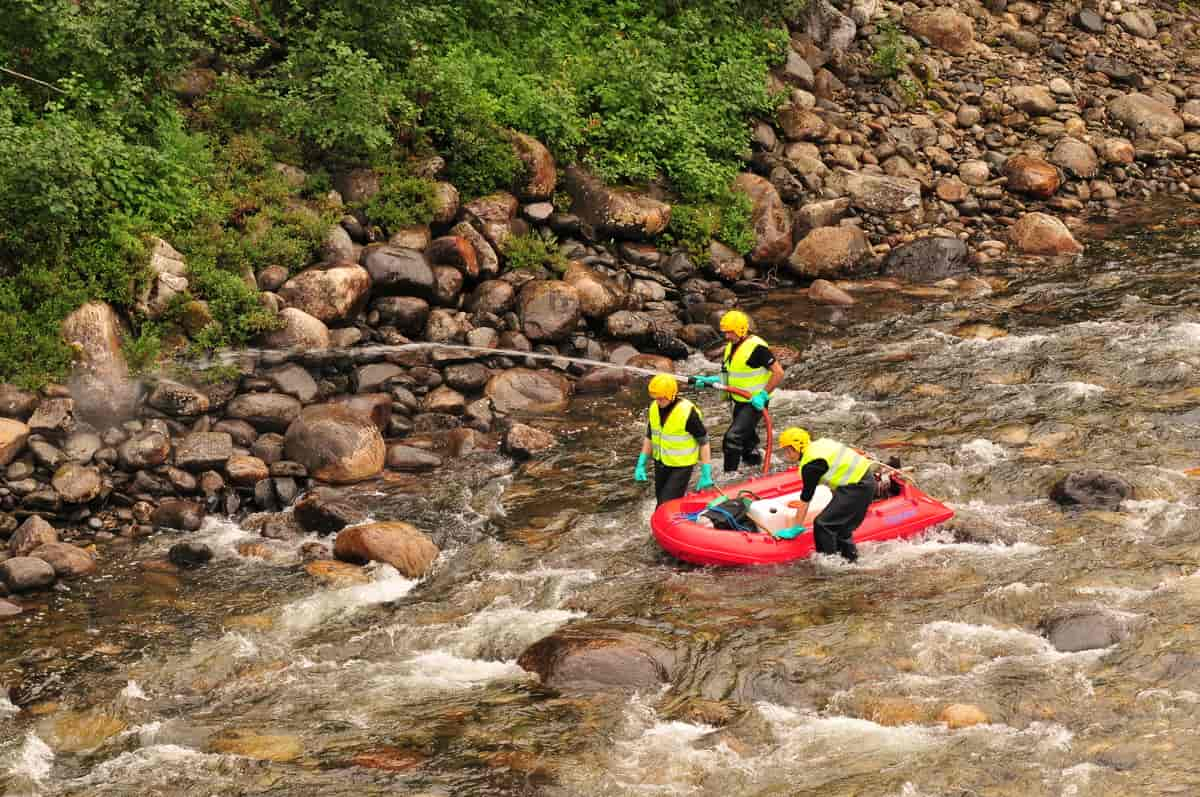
[
  {"left": 1075, "top": 585, "right": 1154, "bottom": 605},
  {"left": 66, "top": 744, "right": 228, "bottom": 785},
  {"left": 180, "top": 515, "right": 260, "bottom": 560},
  {"left": 958, "top": 438, "right": 1009, "bottom": 466},
  {"left": 0, "top": 694, "right": 18, "bottom": 718},
  {"left": 1048, "top": 381, "right": 1106, "bottom": 401},
  {"left": 374, "top": 651, "right": 529, "bottom": 691},
  {"left": 5, "top": 732, "right": 54, "bottom": 782},
  {"left": 862, "top": 529, "right": 1044, "bottom": 568},
  {"left": 117, "top": 721, "right": 164, "bottom": 748},
  {"left": 769, "top": 389, "right": 880, "bottom": 425},
  {"left": 119, "top": 680, "right": 149, "bottom": 702},
  {"left": 438, "top": 602, "right": 585, "bottom": 660},
  {"left": 1119, "top": 499, "right": 1193, "bottom": 542},
  {"left": 914, "top": 621, "right": 1061, "bottom": 674},
  {"left": 1056, "top": 762, "right": 1105, "bottom": 796},
  {"left": 278, "top": 563, "right": 418, "bottom": 636},
  {"left": 1161, "top": 321, "right": 1200, "bottom": 348},
  {"left": 485, "top": 566, "right": 599, "bottom": 605}
]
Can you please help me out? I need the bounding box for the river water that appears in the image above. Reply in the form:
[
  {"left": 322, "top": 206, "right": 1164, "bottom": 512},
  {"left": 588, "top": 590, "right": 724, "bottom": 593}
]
[{"left": 5, "top": 207, "right": 1200, "bottom": 795}]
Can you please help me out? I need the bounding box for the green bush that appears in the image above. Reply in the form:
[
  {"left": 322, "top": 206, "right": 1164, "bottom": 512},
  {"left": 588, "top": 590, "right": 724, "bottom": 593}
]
[
  {"left": 870, "top": 19, "right": 913, "bottom": 79},
  {"left": 358, "top": 170, "right": 440, "bottom": 234},
  {"left": 0, "top": 0, "right": 805, "bottom": 385},
  {"left": 666, "top": 190, "right": 756, "bottom": 256},
  {"left": 503, "top": 232, "right": 569, "bottom": 274}
]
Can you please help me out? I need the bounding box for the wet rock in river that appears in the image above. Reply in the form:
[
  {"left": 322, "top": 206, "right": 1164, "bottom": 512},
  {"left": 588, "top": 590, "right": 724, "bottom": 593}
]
[
  {"left": 30, "top": 542, "right": 96, "bottom": 578},
  {"left": 9, "top": 515, "right": 57, "bottom": 557},
  {"left": 485, "top": 368, "right": 571, "bottom": 414},
  {"left": 0, "top": 556, "right": 57, "bottom": 592},
  {"left": 385, "top": 444, "right": 443, "bottom": 472},
  {"left": 938, "top": 703, "right": 989, "bottom": 729},
  {"left": 1050, "top": 470, "right": 1132, "bottom": 510},
  {"left": 294, "top": 488, "right": 365, "bottom": 535},
  {"left": 517, "top": 625, "right": 676, "bottom": 694},
  {"left": 334, "top": 521, "right": 439, "bottom": 577},
  {"left": 502, "top": 423, "right": 557, "bottom": 459},
  {"left": 175, "top": 432, "right": 234, "bottom": 471},
  {"left": 882, "top": 237, "right": 969, "bottom": 283},
  {"left": 168, "top": 541, "right": 213, "bottom": 568},
  {"left": 1040, "top": 610, "right": 1132, "bottom": 652},
  {"left": 152, "top": 500, "right": 205, "bottom": 531}
]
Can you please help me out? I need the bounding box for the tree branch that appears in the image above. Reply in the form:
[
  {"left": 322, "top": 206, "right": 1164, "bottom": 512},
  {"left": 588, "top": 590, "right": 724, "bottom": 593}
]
[{"left": 0, "top": 66, "right": 67, "bottom": 94}]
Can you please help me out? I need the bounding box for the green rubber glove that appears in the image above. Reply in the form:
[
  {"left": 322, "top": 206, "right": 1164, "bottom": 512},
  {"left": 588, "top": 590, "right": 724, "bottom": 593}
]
[
  {"left": 750, "top": 390, "right": 770, "bottom": 410},
  {"left": 696, "top": 463, "right": 714, "bottom": 490},
  {"left": 634, "top": 452, "right": 649, "bottom": 482},
  {"left": 692, "top": 375, "right": 722, "bottom": 388},
  {"left": 773, "top": 525, "right": 805, "bottom": 540}
]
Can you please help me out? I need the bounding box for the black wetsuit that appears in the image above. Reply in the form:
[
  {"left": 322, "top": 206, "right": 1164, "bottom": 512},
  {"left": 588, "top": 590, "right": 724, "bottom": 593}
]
[
  {"left": 722, "top": 345, "right": 776, "bottom": 471},
  {"left": 645, "top": 399, "right": 708, "bottom": 505},
  {"left": 799, "top": 458, "right": 877, "bottom": 562}
]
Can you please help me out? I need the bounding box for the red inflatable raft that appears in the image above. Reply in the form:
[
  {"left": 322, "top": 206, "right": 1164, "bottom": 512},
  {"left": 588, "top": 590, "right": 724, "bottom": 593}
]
[{"left": 650, "top": 469, "right": 954, "bottom": 566}]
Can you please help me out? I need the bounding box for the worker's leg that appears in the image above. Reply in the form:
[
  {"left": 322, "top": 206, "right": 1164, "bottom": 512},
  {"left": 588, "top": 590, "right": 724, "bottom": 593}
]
[
  {"left": 654, "top": 463, "right": 694, "bottom": 505},
  {"left": 722, "top": 402, "right": 762, "bottom": 470},
  {"left": 812, "top": 475, "right": 876, "bottom": 562}
]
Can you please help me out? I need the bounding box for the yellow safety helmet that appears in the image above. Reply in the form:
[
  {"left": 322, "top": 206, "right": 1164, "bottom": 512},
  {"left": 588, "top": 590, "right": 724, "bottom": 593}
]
[
  {"left": 779, "top": 427, "right": 811, "bottom": 453},
  {"left": 719, "top": 310, "right": 750, "bottom": 338},
  {"left": 648, "top": 374, "right": 678, "bottom": 401}
]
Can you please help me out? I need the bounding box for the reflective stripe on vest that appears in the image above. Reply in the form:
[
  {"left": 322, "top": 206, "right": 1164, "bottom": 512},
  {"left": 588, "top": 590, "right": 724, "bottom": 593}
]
[
  {"left": 801, "top": 437, "right": 870, "bottom": 488},
  {"left": 722, "top": 335, "right": 770, "bottom": 403},
  {"left": 649, "top": 399, "right": 702, "bottom": 467}
]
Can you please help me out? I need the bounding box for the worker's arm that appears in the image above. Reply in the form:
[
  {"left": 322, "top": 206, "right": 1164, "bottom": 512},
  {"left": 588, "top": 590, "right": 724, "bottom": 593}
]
[
  {"left": 699, "top": 441, "right": 711, "bottom": 464},
  {"left": 640, "top": 437, "right": 653, "bottom": 457},
  {"left": 765, "top": 360, "right": 785, "bottom": 394}
]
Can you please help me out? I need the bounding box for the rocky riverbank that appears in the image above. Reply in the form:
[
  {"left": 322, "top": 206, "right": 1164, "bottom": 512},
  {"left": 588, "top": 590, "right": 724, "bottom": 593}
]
[{"left": 3, "top": 0, "right": 1200, "bottom": 607}]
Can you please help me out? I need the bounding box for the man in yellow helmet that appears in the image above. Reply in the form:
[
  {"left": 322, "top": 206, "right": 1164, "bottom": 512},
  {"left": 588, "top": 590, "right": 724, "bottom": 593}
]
[
  {"left": 634, "top": 374, "right": 714, "bottom": 505},
  {"left": 775, "top": 427, "right": 876, "bottom": 562},
  {"left": 693, "top": 310, "right": 784, "bottom": 472}
]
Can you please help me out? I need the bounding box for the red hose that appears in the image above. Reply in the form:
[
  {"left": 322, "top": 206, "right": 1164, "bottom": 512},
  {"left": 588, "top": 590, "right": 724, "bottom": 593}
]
[{"left": 708, "top": 384, "right": 773, "bottom": 477}]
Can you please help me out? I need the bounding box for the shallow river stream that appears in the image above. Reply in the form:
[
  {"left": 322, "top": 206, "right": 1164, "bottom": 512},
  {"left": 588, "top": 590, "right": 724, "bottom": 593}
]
[{"left": 5, "top": 206, "right": 1200, "bottom": 796}]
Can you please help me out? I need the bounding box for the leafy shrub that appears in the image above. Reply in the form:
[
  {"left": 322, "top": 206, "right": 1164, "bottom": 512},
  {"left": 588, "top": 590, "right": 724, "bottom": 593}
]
[
  {"left": 358, "top": 170, "right": 440, "bottom": 233},
  {"left": 666, "top": 190, "right": 756, "bottom": 256},
  {"left": 503, "top": 232, "right": 569, "bottom": 274},
  {"left": 870, "top": 19, "right": 913, "bottom": 79}
]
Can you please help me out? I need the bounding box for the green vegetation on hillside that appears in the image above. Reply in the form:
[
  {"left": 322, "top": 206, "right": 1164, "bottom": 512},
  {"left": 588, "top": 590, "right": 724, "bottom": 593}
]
[{"left": 0, "top": 0, "right": 801, "bottom": 387}]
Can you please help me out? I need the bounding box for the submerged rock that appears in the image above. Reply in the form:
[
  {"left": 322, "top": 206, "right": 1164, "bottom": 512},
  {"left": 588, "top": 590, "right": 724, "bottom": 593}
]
[{"left": 1050, "top": 470, "right": 1132, "bottom": 509}]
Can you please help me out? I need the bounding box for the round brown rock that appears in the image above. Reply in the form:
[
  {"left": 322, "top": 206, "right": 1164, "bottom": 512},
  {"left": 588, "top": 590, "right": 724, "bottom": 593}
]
[
  {"left": 30, "top": 542, "right": 96, "bottom": 578},
  {"left": 485, "top": 369, "right": 572, "bottom": 414},
  {"left": 788, "top": 226, "right": 871, "bottom": 277},
  {"left": 283, "top": 404, "right": 385, "bottom": 484},
  {"left": 333, "top": 521, "right": 439, "bottom": 578},
  {"left": 278, "top": 262, "right": 371, "bottom": 324},
  {"left": 1003, "top": 155, "right": 1061, "bottom": 198},
  {"left": 259, "top": 308, "right": 331, "bottom": 351},
  {"left": 51, "top": 463, "right": 102, "bottom": 504},
  {"left": 226, "top": 455, "right": 270, "bottom": 487},
  {"left": 518, "top": 281, "right": 582, "bottom": 342},
  {"left": 1009, "top": 213, "right": 1084, "bottom": 256}
]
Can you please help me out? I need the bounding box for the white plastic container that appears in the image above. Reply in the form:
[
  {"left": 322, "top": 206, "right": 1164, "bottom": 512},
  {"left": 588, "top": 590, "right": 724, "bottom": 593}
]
[{"left": 747, "top": 485, "right": 833, "bottom": 533}]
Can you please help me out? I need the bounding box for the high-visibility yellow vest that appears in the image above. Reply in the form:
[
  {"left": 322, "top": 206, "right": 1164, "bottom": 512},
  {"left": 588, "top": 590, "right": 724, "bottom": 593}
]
[
  {"left": 722, "top": 335, "right": 770, "bottom": 403},
  {"left": 801, "top": 438, "right": 870, "bottom": 488},
  {"left": 649, "top": 399, "right": 702, "bottom": 467}
]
